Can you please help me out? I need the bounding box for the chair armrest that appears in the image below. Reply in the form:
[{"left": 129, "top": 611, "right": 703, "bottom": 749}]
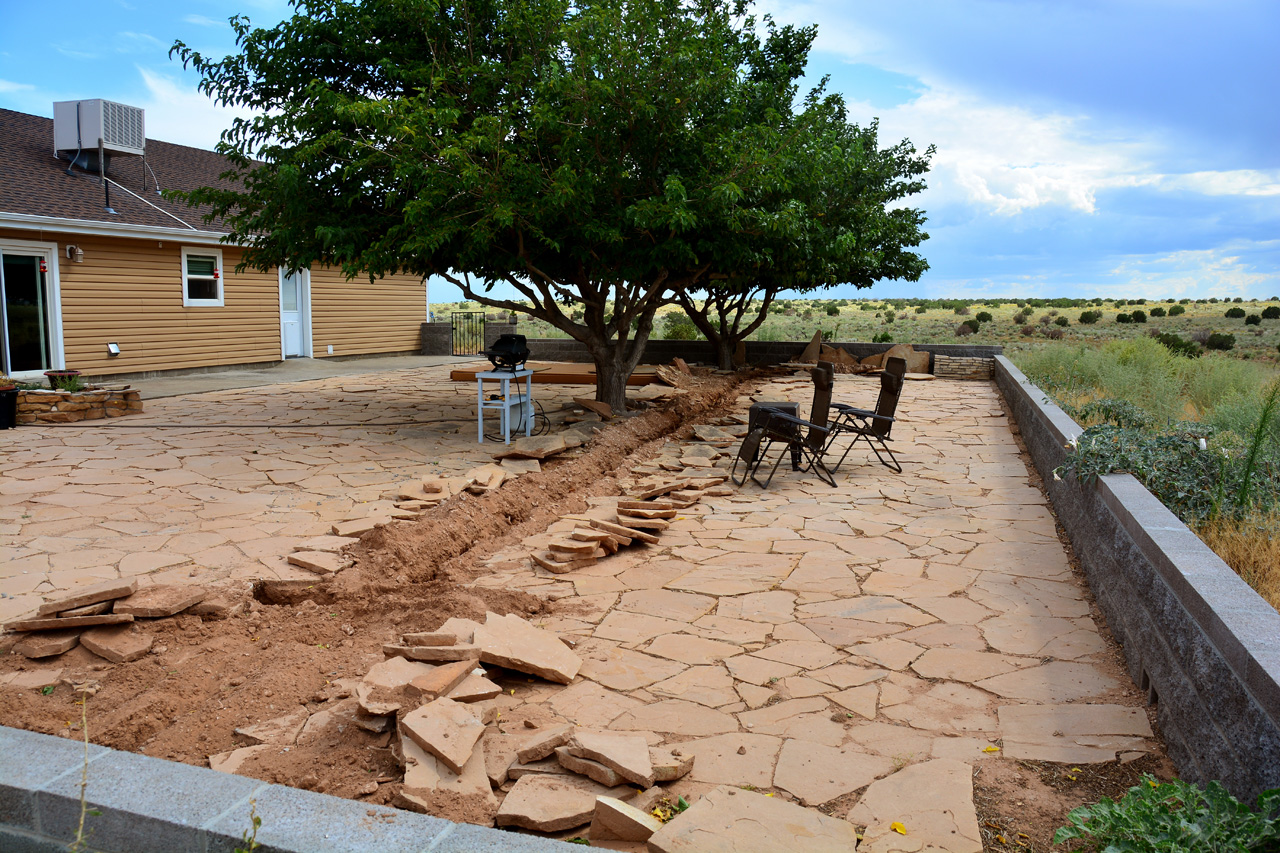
[{"left": 763, "top": 410, "right": 831, "bottom": 439}]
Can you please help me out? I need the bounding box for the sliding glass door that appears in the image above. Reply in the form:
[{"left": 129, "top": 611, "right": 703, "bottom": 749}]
[{"left": 0, "top": 241, "right": 62, "bottom": 378}]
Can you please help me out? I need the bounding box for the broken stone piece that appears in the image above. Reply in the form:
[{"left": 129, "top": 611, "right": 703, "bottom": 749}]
[
  {"left": 287, "top": 551, "right": 352, "bottom": 576},
  {"left": 492, "top": 435, "right": 568, "bottom": 460},
  {"left": 402, "top": 631, "right": 457, "bottom": 647},
  {"left": 209, "top": 745, "right": 270, "bottom": 775},
  {"left": 589, "top": 518, "right": 661, "bottom": 545},
  {"left": 648, "top": 785, "right": 861, "bottom": 853},
  {"left": 57, "top": 602, "right": 113, "bottom": 618},
  {"left": 532, "top": 552, "right": 596, "bottom": 573},
  {"left": 399, "top": 697, "right": 487, "bottom": 775},
  {"left": 400, "top": 731, "right": 498, "bottom": 818},
  {"left": 567, "top": 730, "right": 655, "bottom": 787},
  {"left": 5, "top": 613, "right": 134, "bottom": 634},
  {"left": 495, "top": 774, "right": 636, "bottom": 833},
  {"left": 472, "top": 612, "right": 582, "bottom": 684},
  {"left": 845, "top": 759, "right": 982, "bottom": 853},
  {"left": 516, "top": 723, "right": 575, "bottom": 764},
  {"left": 234, "top": 707, "right": 310, "bottom": 745},
  {"left": 14, "top": 630, "right": 81, "bottom": 659},
  {"left": 447, "top": 673, "right": 502, "bottom": 703},
  {"left": 383, "top": 643, "right": 481, "bottom": 663},
  {"left": 79, "top": 624, "right": 152, "bottom": 663},
  {"left": 0, "top": 669, "right": 64, "bottom": 690},
  {"left": 114, "top": 585, "right": 209, "bottom": 618},
  {"left": 330, "top": 518, "right": 384, "bottom": 538},
  {"left": 555, "top": 746, "right": 628, "bottom": 787},
  {"left": 590, "top": 795, "right": 664, "bottom": 842},
  {"left": 508, "top": 756, "right": 574, "bottom": 780},
  {"left": 35, "top": 579, "right": 138, "bottom": 617},
  {"left": 649, "top": 747, "right": 695, "bottom": 782},
  {"left": 407, "top": 659, "right": 478, "bottom": 702}
]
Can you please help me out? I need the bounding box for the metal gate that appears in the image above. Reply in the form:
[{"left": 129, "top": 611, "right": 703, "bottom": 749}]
[{"left": 451, "top": 311, "right": 485, "bottom": 356}]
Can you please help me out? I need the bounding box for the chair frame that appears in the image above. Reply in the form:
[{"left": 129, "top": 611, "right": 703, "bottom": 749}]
[
  {"left": 824, "top": 356, "right": 906, "bottom": 473},
  {"left": 730, "top": 362, "right": 839, "bottom": 489}
]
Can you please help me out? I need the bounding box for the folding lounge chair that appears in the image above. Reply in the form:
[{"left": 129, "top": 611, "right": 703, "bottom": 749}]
[
  {"left": 824, "top": 356, "right": 906, "bottom": 473},
  {"left": 730, "top": 362, "right": 839, "bottom": 488}
]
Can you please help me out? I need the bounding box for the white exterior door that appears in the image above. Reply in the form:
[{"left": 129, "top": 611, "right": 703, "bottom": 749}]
[
  {"left": 279, "top": 269, "right": 309, "bottom": 358},
  {"left": 0, "top": 239, "right": 63, "bottom": 378}
]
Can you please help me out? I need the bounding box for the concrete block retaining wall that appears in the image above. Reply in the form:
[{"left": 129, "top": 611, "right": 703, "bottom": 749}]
[
  {"left": 0, "top": 725, "right": 567, "bottom": 853},
  {"left": 994, "top": 356, "right": 1280, "bottom": 800}
]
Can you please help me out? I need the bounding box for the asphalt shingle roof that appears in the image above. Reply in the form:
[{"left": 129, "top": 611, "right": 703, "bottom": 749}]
[{"left": 0, "top": 107, "right": 240, "bottom": 234}]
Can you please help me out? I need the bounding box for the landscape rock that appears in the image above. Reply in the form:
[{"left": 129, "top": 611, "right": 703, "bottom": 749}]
[
  {"left": 648, "top": 785, "right": 861, "bottom": 853},
  {"left": 400, "top": 697, "right": 487, "bottom": 774},
  {"left": 472, "top": 611, "right": 582, "bottom": 684},
  {"left": 590, "top": 796, "right": 664, "bottom": 842},
  {"left": 286, "top": 551, "right": 352, "bottom": 576},
  {"left": 400, "top": 731, "right": 497, "bottom": 816},
  {"left": 493, "top": 435, "right": 568, "bottom": 460},
  {"left": 402, "top": 631, "right": 457, "bottom": 647},
  {"left": 114, "top": 585, "right": 208, "bottom": 618},
  {"left": 57, "top": 602, "right": 113, "bottom": 618},
  {"left": 554, "top": 746, "right": 628, "bottom": 786},
  {"left": 845, "top": 759, "right": 982, "bottom": 853},
  {"left": 209, "top": 745, "right": 270, "bottom": 775},
  {"left": 383, "top": 643, "right": 481, "bottom": 663},
  {"left": 568, "top": 730, "right": 655, "bottom": 787},
  {"left": 14, "top": 630, "right": 81, "bottom": 659},
  {"left": 406, "top": 660, "right": 479, "bottom": 702},
  {"left": 495, "top": 774, "right": 636, "bottom": 833},
  {"left": 447, "top": 673, "right": 502, "bottom": 703},
  {"left": 35, "top": 579, "right": 137, "bottom": 617},
  {"left": 79, "top": 624, "right": 152, "bottom": 663},
  {"left": 5, "top": 613, "right": 133, "bottom": 633},
  {"left": 649, "top": 747, "right": 695, "bottom": 782},
  {"left": 0, "top": 669, "right": 64, "bottom": 690}
]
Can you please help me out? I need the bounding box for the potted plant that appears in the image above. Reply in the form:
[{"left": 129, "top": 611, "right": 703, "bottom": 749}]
[{"left": 43, "top": 368, "right": 83, "bottom": 391}]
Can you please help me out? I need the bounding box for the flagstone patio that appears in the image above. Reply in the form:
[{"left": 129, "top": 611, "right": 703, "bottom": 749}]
[{"left": 0, "top": 362, "right": 587, "bottom": 623}]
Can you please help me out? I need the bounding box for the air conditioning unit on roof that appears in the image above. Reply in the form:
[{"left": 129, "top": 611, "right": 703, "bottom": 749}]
[{"left": 53, "top": 99, "right": 146, "bottom": 157}]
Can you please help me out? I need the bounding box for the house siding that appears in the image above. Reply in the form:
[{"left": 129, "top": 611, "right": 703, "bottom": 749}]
[
  {"left": 309, "top": 267, "right": 426, "bottom": 358},
  {"left": 1, "top": 227, "right": 427, "bottom": 375}
]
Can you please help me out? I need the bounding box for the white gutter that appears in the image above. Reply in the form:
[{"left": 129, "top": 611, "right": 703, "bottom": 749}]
[{"left": 0, "top": 211, "right": 236, "bottom": 245}]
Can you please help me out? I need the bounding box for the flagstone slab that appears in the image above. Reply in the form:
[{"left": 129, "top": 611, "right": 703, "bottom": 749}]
[
  {"left": 845, "top": 722, "right": 936, "bottom": 761},
  {"left": 646, "top": 633, "right": 742, "bottom": 666},
  {"left": 568, "top": 730, "right": 655, "bottom": 787},
  {"left": 774, "top": 740, "right": 896, "bottom": 806},
  {"left": 847, "top": 638, "right": 925, "bottom": 671},
  {"left": 547, "top": 681, "right": 646, "bottom": 729},
  {"left": 976, "top": 662, "right": 1121, "bottom": 703},
  {"left": 910, "top": 648, "right": 1023, "bottom": 683},
  {"left": 881, "top": 683, "right": 997, "bottom": 733},
  {"left": 725, "top": 654, "right": 801, "bottom": 686},
  {"left": 113, "top": 585, "right": 208, "bottom": 618},
  {"left": 831, "top": 684, "right": 879, "bottom": 719},
  {"left": 79, "top": 624, "right": 152, "bottom": 663},
  {"left": 716, "top": 591, "right": 797, "bottom": 623},
  {"left": 610, "top": 699, "right": 739, "bottom": 737},
  {"left": 578, "top": 646, "right": 686, "bottom": 692},
  {"left": 648, "top": 785, "right": 861, "bottom": 853},
  {"left": 798, "top": 596, "right": 935, "bottom": 627},
  {"left": 472, "top": 611, "right": 582, "bottom": 684},
  {"left": 750, "top": 641, "right": 842, "bottom": 670},
  {"left": 961, "top": 541, "right": 1072, "bottom": 580},
  {"left": 495, "top": 773, "right": 636, "bottom": 832},
  {"left": 616, "top": 589, "right": 717, "bottom": 622},
  {"left": 687, "top": 614, "right": 772, "bottom": 644},
  {"left": 998, "top": 704, "right": 1154, "bottom": 763},
  {"left": 803, "top": 616, "right": 906, "bottom": 646},
  {"left": 13, "top": 629, "right": 81, "bottom": 659},
  {"left": 980, "top": 614, "right": 1107, "bottom": 660},
  {"left": 649, "top": 665, "right": 739, "bottom": 708},
  {"left": 400, "top": 697, "right": 486, "bottom": 774},
  {"left": 234, "top": 707, "right": 310, "bottom": 745},
  {"left": 664, "top": 553, "right": 796, "bottom": 596},
  {"left": 897, "top": 623, "right": 987, "bottom": 651},
  {"left": 590, "top": 795, "right": 664, "bottom": 842},
  {"left": 811, "top": 663, "right": 890, "bottom": 689},
  {"left": 779, "top": 562, "right": 862, "bottom": 596},
  {"left": 594, "top": 610, "right": 688, "bottom": 644},
  {"left": 35, "top": 578, "right": 137, "bottom": 616},
  {"left": 846, "top": 759, "right": 982, "bottom": 853}
]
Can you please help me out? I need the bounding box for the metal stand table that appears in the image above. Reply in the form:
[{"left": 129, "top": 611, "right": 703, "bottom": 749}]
[{"left": 476, "top": 368, "right": 535, "bottom": 444}]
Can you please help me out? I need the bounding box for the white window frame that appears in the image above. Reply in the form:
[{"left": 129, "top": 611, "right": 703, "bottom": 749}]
[{"left": 181, "top": 246, "right": 224, "bottom": 307}]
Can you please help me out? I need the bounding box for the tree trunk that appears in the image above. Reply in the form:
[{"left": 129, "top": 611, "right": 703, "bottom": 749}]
[
  {"left": 713, "top": 337, "right": 736, "bottom": 371},
  {"left": 586, "top": 334, "right": 648, "bottom": 413}
]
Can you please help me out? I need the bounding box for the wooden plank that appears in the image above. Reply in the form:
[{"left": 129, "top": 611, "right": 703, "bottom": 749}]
[{"left": 450, "top": 362, "right": 662, "bottom": 387}]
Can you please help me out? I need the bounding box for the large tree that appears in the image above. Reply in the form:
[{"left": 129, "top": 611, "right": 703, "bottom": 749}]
[
  {"left": 670, "top": 28, "right": 934, "bottom": 369},
  {"left": 174, "top": 0, "right": 813, "bottom": 409}
]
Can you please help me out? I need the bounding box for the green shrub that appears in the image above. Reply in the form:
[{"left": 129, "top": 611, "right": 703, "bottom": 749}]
[
  {"left": 1055, "top": 316, "right": 1070, "bottom": 327},
  {"left": 1207, "top": 332, "right": 1236, "bottom": 351},
  {"left": 1117, "top": 313, "right": 1133, "bottom": 324},
  {"left": 1151, "top": 306, "right": 1167, "bottom": 317},
  {"left": 1131, "top": 310, "right": 1148, "bottom": 323},
  {"left": 953, "top": 305, "right": 970, "bottom": 315},
  {"left": 884, "top": 310, "right": 896, "bottom": 323},
  {"left": 1226, "top": 307, "right": 1247, "bottom": 319},
  {"left": 1234, "top": 296, "right": 1244, "bottom": 303},
  {"left": 825, "top": 304, "right": 840, "bottom": 316},
  {"left": 975, "top": 311, "right": 993, "bottom": 323},
  {"left": 1246, "top": 314, "right": 1262, "bottom": 326},
  {"left": 962, "top": 319, "right": 980, "bottom": 334},
  {"left": 1054, "top": 775, "right": 1280, "bottom": 853},
  {"left": 914, "top": 305, "right": 927, "bottom": 314},
  {"left": 871, "top": 331, "right": 892, "bottom": 343},
  {"left": 662, "top": 313, "right": 699, "bottom": 340},
  {"left": 1170, "top": 304, "right": 1187, "bottom": 316},
  {"left": 1263, "top": 306, "right": 1280, "bottom": 320},
  {"left": 955, "top": 322, "right": 975, "bottom": 337},
  {"left": 1079, "top": 310, "right": 1102, "bottom": 324},
  {"left": 1020, "top": 324, "right": 1036, "bottom": 336},
  {"left": 1013, "top": 311, "right": 1031, "bottom": 324},
  {"left": 1153, "top": 331, "right": 1202, "bottom": 359}
]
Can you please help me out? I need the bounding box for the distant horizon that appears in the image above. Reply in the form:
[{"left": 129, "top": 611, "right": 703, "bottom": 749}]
[{"left": 2, "top": 0, "right": 1275, "bottom": 300}]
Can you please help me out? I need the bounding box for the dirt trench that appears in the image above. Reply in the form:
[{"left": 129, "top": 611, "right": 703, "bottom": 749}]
[{"left": 0, "top": 370, "right": 751, "bottom": 807}]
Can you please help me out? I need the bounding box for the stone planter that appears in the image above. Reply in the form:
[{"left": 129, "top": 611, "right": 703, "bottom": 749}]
[
  {"left": 17, "top": 387, "right": 143, "bottom": 424},
  {"left": 42, "top": 369, "right": 82, "bottom": 390}
]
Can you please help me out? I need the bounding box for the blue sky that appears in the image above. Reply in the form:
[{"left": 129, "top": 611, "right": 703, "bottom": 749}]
[{"left": 2, "top": 0, "right": 1277, "bottom": 301}]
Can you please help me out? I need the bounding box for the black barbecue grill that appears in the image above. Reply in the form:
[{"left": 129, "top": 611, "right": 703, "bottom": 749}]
[{"left": 482, "top": 334, "right": 530, "bottom": 372}]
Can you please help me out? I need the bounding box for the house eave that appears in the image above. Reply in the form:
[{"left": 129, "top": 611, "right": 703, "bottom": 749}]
[{"left": 0, "top": 212, "right": 237, "bottom": 246}]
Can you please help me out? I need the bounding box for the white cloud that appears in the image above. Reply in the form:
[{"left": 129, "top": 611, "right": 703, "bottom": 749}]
[
  {"left": 116, "top": 31, "right": 167, "bottom": 53},
  {"left": 183, "top": 14, "right": 222, "bottom": 27},
  {"left": 0, "top": 80, "right": 35, "bottom": 93},
  {"left": 1103, "top": 243, "right": 1280, "bottom": 299},
  {"left": 1154, "top": 170, "right": 1280, "bottom": 197},
  {"left": 135, "top": 67, "right": 252, "bottom": 150}
]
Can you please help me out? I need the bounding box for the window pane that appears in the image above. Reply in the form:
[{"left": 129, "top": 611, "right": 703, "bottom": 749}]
[
  {"left": 188, "top": 278, "right": 219, "bottom": 301},
  {"left": 186, "top": 255, "right": 217, "bottom": 277},
  {"left": 282, "top": 274, "right": 299, "bottom": 311}
]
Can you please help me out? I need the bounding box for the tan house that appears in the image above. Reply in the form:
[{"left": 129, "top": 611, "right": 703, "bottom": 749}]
[{"left": 0, "top": 102, "right": 427, "bottom": 381}]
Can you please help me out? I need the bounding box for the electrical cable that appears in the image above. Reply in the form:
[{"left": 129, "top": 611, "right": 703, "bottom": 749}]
[{"left": 83, "top": 416, "right": 476, "bottom": 430}]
